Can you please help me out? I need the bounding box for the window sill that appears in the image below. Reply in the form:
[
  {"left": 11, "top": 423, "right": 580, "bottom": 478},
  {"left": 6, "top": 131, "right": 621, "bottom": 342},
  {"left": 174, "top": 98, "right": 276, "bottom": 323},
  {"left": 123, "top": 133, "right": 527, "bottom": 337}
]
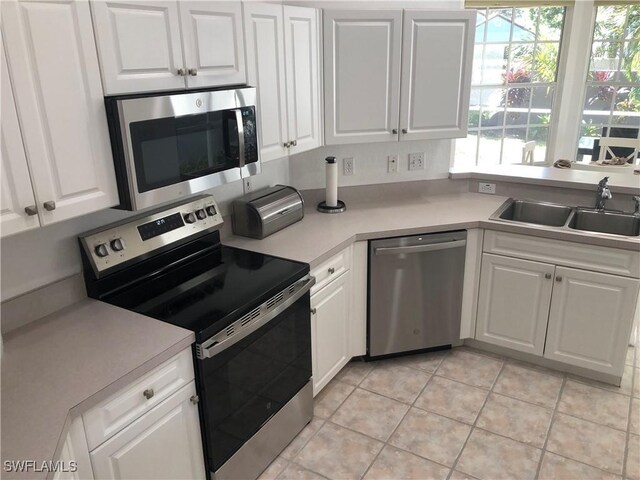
[{"left": 449, "top": 164, "right": 640, "bottom": 195}]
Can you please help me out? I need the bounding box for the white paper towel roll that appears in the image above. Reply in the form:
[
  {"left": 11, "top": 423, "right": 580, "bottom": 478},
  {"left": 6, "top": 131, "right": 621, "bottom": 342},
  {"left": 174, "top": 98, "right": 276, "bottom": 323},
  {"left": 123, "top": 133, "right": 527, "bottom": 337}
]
[{"left": 325, "top": 157, "right": 338, "bottom": 207}]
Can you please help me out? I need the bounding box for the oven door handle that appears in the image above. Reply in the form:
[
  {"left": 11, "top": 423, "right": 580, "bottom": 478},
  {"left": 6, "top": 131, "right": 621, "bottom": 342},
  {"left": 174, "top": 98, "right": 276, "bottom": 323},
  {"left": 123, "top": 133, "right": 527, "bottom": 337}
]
[
  {"left": 196, "top": 275, "right": 315, "bottom": 359},
  {"left": 234, "top": 109, "right": 246, "bottom": 169}
]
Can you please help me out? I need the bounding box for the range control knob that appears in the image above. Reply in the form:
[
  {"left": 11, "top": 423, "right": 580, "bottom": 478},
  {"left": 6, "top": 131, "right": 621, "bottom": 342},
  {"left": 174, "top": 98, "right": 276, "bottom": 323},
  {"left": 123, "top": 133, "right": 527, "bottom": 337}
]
[
  {"left": 205, "top": 205, "right": 217, "bottom": 217},
  {"left": 95, "top": 243, "right": 109, "bottom": 258},
  {"left": 195, "top": 209, "right": 207, "bottom": 220},
  {"left": 110, "top": 238, "right": 125, "bottom": 252},
  {"left": 184, "top": 212, "right": 197, "bottom": 224}
]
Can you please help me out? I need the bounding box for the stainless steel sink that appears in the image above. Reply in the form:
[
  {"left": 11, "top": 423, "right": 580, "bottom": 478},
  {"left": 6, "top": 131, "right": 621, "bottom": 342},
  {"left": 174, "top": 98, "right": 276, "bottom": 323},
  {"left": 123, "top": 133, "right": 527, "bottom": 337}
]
[
  {"left": 568, "top": 209, "right": 640, "bottom": 237},
  {"left": 493, "top": 200, "right": 573, "bottom": 227}
]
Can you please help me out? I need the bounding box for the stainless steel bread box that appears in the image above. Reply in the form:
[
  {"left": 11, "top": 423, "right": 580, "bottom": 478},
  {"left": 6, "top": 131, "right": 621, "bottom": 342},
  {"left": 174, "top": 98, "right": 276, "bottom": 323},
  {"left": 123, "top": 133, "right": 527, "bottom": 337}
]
[{"left": 232, "top": 185, "right": 304, "bottom": 239}]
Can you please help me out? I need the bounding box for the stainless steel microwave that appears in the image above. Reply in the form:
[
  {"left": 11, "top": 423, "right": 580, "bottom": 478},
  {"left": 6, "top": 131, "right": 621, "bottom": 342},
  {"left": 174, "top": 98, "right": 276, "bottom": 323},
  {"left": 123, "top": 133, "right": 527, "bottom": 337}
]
[{"left": 105, "top": 87, "right": 260, "bottom": 211}]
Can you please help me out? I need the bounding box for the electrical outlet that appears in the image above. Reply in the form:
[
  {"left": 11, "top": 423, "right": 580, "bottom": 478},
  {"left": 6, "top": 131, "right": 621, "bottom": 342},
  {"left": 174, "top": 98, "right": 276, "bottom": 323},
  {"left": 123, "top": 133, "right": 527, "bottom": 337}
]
[
  {"left": 244, "top": 177, "right": 253, "bottom": 194},
  {"left": 408, "top": 152, "right": 425, "bottom": 171},
  {"left": 388, "top": 154, "right": 399, "bottom": 173},
  {"left": 343, "top": 157, "right": 354, "bottom": 176},
  {"left": 478, "top": 182, "right": 496, "bottom": 194}
]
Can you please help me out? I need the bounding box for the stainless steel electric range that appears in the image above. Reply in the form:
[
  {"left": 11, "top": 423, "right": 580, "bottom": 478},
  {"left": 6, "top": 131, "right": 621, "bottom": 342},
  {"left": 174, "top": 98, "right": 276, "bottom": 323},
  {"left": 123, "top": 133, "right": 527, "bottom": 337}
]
[{"left": 79, "top": 195, "right": 314, "bottom": 480}]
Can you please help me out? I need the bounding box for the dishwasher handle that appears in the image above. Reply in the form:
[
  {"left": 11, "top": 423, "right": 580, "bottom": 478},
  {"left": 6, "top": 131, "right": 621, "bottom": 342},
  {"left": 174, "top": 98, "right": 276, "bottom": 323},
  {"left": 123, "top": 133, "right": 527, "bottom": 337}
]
[{"left": 374, "top": 239, "right": 466, "bottom": 256}]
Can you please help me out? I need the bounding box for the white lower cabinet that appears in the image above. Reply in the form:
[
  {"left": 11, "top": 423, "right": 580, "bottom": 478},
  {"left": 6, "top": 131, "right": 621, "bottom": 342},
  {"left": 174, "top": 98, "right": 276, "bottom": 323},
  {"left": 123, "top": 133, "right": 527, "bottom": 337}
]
[
  {"left": 476, "top": 253, "right": 554, "bottom": 356},
  {"left": 90, "top": 381, "right": 205, "bottom": 480},
  {"left": 311, "top": 270, "right": 351, "bottom": 396},
  {"left": 545, "top": 266, "right": 639, "bottom": 374},
  {"left": 476, "top": 231, "right": 640, "bottom": 378}
]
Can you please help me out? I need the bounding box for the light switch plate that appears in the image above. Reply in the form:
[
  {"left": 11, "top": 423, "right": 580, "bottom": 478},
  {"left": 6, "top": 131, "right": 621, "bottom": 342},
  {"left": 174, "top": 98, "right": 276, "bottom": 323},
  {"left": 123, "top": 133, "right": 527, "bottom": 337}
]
[
  {"left": 388, "top": 155, "right": 399, "bottom": 173},
  {"left": 479, "top": 182, "right": 496, "bottom": 194}
]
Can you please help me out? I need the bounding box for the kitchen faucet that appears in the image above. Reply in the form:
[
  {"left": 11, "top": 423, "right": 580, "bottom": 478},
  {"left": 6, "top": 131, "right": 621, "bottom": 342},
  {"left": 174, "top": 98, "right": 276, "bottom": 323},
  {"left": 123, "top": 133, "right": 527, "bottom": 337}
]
[{"left": 595, "top": 176, "right": 612, "bottom": 210}]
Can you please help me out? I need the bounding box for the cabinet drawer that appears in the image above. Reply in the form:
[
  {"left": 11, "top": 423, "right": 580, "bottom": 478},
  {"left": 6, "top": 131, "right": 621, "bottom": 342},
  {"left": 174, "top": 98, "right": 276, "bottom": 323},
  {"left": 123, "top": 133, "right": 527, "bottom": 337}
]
[
  {"left": 311, "top": 247, "right": 351, "bottom": 294},
  {"left": 484, "top": 230, "right": 640, "bottom": 278},
  {"left": 83, "top": 348, "right": 194, "bottom": 451}
]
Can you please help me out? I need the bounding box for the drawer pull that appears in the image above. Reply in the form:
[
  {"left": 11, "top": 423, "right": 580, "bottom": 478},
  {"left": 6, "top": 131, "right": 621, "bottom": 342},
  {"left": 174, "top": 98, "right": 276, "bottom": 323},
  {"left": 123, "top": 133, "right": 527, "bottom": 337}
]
[
  {"left": 311, "top": 308, "right": 317, "bottom": 315},
  {"left": 555, "top": 276, "right": 563, "bottom": 282},
  {"left": 545, "top": 273, "right": 552, "bottom": 280},
  {"left": 143, "top": 388, "right": 154, "bottom": 400},
  {"left": 328, "top": 267, "right": 335, "bottom": 274},
  {"left": 190, "top": 395, "right": 199, "bottom": 405}
]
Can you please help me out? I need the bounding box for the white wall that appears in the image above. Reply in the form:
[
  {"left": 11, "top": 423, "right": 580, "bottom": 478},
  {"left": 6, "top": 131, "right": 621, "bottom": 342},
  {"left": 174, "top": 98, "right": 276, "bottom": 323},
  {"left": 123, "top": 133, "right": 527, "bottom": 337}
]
[
  {"left": 0, "top": 157, "right": 289, "bottom": 302},
  {"left": 289, "top": 139, "right": 453, "bottom": 190}
]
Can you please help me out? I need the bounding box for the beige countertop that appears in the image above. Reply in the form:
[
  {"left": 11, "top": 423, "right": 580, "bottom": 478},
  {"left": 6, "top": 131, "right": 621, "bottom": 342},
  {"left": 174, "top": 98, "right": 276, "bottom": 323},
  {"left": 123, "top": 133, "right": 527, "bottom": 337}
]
[
  {"left": 449, "top": 165, "right": 640, "bottom": 195},
  {"left": 225, "top": 192, "right": 640, "bottom": 268},
  {"left": 1, "top": 299, "right": 194, "bottom": 480}
]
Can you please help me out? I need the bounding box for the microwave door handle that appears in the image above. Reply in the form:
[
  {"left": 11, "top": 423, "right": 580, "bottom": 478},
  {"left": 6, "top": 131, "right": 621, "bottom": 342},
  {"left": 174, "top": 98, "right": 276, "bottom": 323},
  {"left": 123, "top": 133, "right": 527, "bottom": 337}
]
[{"left": 234, "top": 109, "right": 245, "bottom": 169}]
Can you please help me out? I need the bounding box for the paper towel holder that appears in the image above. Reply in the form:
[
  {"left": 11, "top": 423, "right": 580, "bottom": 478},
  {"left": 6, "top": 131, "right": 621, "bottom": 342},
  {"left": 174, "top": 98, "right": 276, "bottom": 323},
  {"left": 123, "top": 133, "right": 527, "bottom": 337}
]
[{"left": 318, "top": 156, "right": 346, "bottom": 214}]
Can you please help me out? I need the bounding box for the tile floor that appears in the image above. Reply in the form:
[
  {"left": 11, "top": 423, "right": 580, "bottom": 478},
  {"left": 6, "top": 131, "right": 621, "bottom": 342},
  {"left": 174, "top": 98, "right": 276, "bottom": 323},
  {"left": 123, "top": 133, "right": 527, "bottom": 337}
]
[{"left": 261, "top": 343, "right": 640, "bottom": 480}]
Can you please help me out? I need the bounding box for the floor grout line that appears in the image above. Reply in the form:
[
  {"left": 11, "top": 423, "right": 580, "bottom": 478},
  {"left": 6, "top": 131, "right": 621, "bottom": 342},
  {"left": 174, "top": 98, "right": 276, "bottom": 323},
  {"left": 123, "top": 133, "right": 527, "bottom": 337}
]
[{"left": 533, "top": 373, "right": 566, "bottom": 480}]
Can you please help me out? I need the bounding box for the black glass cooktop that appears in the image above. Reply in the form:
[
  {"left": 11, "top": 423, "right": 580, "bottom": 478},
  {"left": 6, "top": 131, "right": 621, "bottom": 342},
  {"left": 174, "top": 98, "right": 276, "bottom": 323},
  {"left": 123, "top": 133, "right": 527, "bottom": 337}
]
[{"left": 102, "top": 243, "right": 308, "bottom": 342}]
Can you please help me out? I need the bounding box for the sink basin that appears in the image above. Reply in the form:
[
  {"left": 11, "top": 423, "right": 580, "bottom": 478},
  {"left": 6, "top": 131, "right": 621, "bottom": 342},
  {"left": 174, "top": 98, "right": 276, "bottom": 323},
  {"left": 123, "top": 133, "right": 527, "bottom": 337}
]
[
  {"left": 496, "top": 200, "right": 573, "bottom": 227},
  {"left": 568, "top": 209, "right": 640, "bottom": 237}
]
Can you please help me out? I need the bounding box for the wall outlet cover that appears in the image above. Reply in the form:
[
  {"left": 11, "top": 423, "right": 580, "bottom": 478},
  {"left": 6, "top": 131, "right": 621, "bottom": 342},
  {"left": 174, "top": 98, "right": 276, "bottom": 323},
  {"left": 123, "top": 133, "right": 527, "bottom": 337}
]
[
  {"left": 408, "top": 152, "right": 425, "bottom": 171},
  {"left": 478, "top": 182, "right": 496, "bottom": 194},
  {"left": 343, "top": 157, "right": 354, "bottom": 176},
  {"left": 244, "top": 177, "right": 253, "bottom": 194},
  {"left": 388, "top": 155, "right": 399, "bottom": 173}
]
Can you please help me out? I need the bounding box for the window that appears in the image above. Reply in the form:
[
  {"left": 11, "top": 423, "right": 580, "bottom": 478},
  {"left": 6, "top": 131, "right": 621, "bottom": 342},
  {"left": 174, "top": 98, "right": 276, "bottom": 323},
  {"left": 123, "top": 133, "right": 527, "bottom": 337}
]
[
  {"left": 455, "top": 6, "right": 565, "bottom": 168},
  {"left": 577, "top": 4, "right": 640, "bottom": 164}
]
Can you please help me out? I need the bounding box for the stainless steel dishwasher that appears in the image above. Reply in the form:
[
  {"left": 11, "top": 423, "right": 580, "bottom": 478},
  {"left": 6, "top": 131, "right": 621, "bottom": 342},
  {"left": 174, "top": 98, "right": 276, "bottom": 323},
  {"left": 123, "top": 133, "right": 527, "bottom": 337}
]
[{"left": 368, "top": 231, "right": 467, "bottom": 358}]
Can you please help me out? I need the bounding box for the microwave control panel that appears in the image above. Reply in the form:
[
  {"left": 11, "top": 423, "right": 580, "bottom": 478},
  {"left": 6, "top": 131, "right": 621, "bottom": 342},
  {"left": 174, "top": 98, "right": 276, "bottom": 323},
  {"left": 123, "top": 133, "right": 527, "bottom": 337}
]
[{"left": 80, "top": 195, "right": 223, "bottom": 277}]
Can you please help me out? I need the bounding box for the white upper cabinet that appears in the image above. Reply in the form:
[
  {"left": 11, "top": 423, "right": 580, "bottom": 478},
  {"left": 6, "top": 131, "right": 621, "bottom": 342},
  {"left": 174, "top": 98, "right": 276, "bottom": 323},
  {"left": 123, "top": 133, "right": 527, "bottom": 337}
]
[
  {"left": 2, "top": 0, "right": 119, "bottom": 225},
  {"left": 90, "top": 1, "right": 186, "bottom": 94},
  {"left": 244, "top": 3, "right": 321, "bottom": 161},
  {"left": 324, "top": 10, "right": 402, "bottom": 145},
  {"left": 91, "top": 0, "right": 246, "bottom": 95},
  {"left": 284, "top": 6, "right": 321, "bottom": 155},
  {"left": 544, "top": 267, "right": 639, "bottom": 375},
  {"left": 179, "top": 1, "right": 246, "bottom": 88},
  {"left": 244, "top": 2, "right": 289, "bottom": 162},
  {"left": 399, "top": 10, "right": 475, "bottom": 141},
  {"left": 323, "top": 9, "right": 475, "bottom": 145},
  {"left": 1, "top": 38, "right": 39, "bottom": 237}
]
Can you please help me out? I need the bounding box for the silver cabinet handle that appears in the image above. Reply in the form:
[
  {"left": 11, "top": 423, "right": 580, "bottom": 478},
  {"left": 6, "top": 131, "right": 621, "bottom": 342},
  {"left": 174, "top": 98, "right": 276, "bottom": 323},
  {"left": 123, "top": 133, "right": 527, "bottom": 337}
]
[
  {"left": 24, "top": 205, "right": 38, "bottom": 216},
  {"left": 311, "top": 308, "right": 317, "bottom": 315},
  {"left": 143, "top": 388, "right": 154, "bottom": 400},
  {"left": 392, "top": 129, "right": 398, "bottom": 134},
  {"left": 188, "top": 68, "right": 197, "bottom": 76},
  {"left": 291, "top": 139, "right": 297, "bottom": 147},
  {"left": 402, "top": 128, "right": 407, "bottom": 134},
  {"left": 328, "top": 267, "right": 335, "bottom": 274},
  {"left": 283, "top": 141, "right": 291, "bottom": 148},
  {"left": 545, "top": 273, "right": 552, "bottom": 280},
  {"left": 177, "top": 68, "right": 186, "bottom": 76},
  {"left": 43, "top": 201, "right": 56, "bottom": 211},
  {"left": 555, "top": 276, "right": 563, "bottom": 282},
  {"left": 190, "top": 395, "right": 199, "bottom": 405}
]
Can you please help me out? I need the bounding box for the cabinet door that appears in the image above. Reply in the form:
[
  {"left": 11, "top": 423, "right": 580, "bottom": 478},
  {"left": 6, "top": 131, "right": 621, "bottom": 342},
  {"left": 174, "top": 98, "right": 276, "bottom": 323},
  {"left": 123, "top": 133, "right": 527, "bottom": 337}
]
[
  {"left": 244, "top": 2, "right": 289, "bottom": 162},
  {"left": 2, "top": 0, "right": 119, "bottom": 225},
  {"left": 180, "top": 1, "right": 246, "bottom": 89},
  {"left": 90, "top": 382, "right": 205, "bottom": 480},
  {"left": 476, "top": 253, "right": 554, "bottom": 355},
  {"left": 90, "top": 0, "right": 186, "bottom": 94},
  {"left": 399, "top": 10, "right": 475, "bottom": 141},
  {"left": 0, "top": 38, "right": 39, "bottom": 237},
  {"left": 323, "top": 10, "right": 402, "bottom": 145},
  {"left": 545, "top": 267, "right": 640, "bottom": 376},
  {"left": 284, "top": 6, "right": 321, "bottom": 155},
  {"left": 311, "top": 271, "right": 351, "bottom": 396}
]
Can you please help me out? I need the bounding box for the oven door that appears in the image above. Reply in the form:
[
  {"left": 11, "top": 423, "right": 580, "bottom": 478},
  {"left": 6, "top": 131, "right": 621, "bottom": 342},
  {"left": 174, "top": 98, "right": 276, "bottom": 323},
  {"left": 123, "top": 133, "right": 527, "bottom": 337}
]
[
  {"left": 195, "top": 276, "right": 314, "bottom": 477},
  {"left": 115, "top": 88, "right": 260, "bottom": 211}
]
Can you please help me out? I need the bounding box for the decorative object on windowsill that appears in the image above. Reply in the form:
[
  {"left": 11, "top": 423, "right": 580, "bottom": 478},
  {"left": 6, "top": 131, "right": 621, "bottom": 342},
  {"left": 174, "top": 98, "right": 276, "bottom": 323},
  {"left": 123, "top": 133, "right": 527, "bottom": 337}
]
[
  {"left": 317, "top": 156, "right": 346, "bottom": 214},
  {"left": 521, "top": 141, "right": 536, "bottom": 165},
  {"left": 553, "top": 159, "right": 572, "bottom": 169},
  {"left": 596, "top": 156, "right": 630, "bottom": 166}
]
